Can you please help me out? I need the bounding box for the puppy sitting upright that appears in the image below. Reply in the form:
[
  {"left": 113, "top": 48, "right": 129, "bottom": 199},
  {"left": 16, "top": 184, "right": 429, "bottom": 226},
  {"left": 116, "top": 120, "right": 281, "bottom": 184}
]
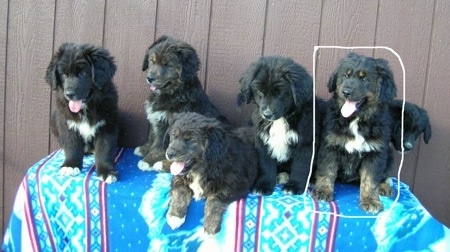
[
  {"left": 312, "top": 52, "right": 397, "bottom": 213},
  {"left": 134, "top": 36, "right": 227, "bottom": 171},
  {"left": 163, "top": 112, "right": 258, "bottom": 236},
  {"left": 46, "top": 43, "right": 119, "bottom": 183},
  {"left": 238, "top": 56, "right": 319, "bottom": 195}
]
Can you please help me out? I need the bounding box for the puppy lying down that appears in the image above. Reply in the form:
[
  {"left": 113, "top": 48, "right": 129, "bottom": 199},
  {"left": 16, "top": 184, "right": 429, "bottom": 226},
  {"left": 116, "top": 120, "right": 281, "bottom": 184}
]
[{"left": 159, "top": 112, "right": 258, "bottom": 236}]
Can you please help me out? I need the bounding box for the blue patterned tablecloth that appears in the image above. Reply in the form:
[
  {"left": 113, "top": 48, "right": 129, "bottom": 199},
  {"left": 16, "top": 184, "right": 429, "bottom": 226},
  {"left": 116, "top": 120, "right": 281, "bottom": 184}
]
[{"left": 3, "top": 148, "right": 450, "bottom": 251}]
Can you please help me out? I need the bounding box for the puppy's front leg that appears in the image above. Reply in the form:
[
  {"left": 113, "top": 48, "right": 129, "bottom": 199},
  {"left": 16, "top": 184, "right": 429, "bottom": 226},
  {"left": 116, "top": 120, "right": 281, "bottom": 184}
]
[
  {"left": 203, "top": 196, "right": 229, "bottom": 236},
  {"left": 166, "top": 178, "right": 193, "bottom": 230}
]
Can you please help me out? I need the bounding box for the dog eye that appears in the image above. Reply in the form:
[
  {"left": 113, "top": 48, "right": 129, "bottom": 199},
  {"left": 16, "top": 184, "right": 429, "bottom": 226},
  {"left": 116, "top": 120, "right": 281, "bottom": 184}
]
[{"left": 186, "top": 138, "right": 196, "bottom": 144}]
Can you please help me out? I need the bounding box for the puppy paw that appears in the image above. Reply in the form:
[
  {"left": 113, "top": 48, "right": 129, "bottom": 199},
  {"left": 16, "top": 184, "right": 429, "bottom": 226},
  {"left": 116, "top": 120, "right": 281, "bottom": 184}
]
[
  {"left": 137, "top": 160, "right": 153, "bottom": 171},
  {"left": 360, "top": 198, "right": 383, "bottom": 214},
  {"left": 276, "top": 172, "right": 290, "bottom": 184},
  {"left": 152, "top": 161, "right": 164, "bottom": 172},
  {"left": 379, "top": 183, "right": 394, "bottom": 197},
  {"left": 311, "top": 188, "right": 334, "bottom": 202},
  {"left": 98, "top": 174, "right": 118, "bottom": 184},
  {"left": 134, "top": 147, "right": 143, "bottom": 156},
  {"left": 166, "top": 214, "right": 186, "bottom": 230},
  {"left": 282, "top": 181, "right": 306, "bottom": 195},
  {"left": 251, "top": 180, "right": 275, "bottom": 196},
  {"left": 59, "top": 167, "right": 81, "bottom": 176}
]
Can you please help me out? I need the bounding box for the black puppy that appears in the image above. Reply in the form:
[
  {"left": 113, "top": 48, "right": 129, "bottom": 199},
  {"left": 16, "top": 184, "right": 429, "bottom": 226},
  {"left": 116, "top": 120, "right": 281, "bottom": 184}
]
[
  {"left": 389, "top": 99, "right": 432, "bottom": 152},
  {"left": 46, "top": 43, "right": 119, "bottom": 183},
  {"left": 312, "top": 52, "right": 397, "bottom": 213},
  {"left": 238, "top": 56, "right": 320, "bottom": 195}
]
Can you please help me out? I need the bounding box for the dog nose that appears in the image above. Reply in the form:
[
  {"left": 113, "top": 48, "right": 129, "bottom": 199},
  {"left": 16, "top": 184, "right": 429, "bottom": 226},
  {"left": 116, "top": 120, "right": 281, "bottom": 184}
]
[
  {"left": 403, "top": 142, "right": 413, "bottom": 151},
  {"left": 342, "top": 89, "right": 353, "bottom": 98},
  {"left": 65, "top": 90, "right": 76, "bottom": 100},
  {"left": 146, "top": 75, "right": 156, "bottom": 84},
  {"left": 262, "top": 110, "right": 275, "bottom": 120}
]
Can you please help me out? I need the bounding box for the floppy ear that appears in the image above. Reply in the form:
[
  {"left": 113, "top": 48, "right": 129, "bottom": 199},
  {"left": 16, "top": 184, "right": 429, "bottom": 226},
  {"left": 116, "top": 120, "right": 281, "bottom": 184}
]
[
  {"left": 175, "top": 43, "right": 200, "bottom": 81},
  {"left": 163, "top": 127, "right": 171, "bottom": 149},
  {"left": 203, "top": 127, "right": 228, "bottom": 163},
  {"left": 45, "top": 43, "right": 71, "bottom": 90},
  {"left": 327, "top": 69, "right": 338, "bottom": 93},
  {"left": 283, "top": 60, "right": 313, "bottom": 107},
  {"left": 238, "top": 61, "right": 262, "bottom": 106},
  {"left": 375, "top": 58, "right": 397, "bottom": 102},
  {"left": 421, "top": 110, "right": 432, "bottom": 144},
  {"left": 87, "top": 46, "right": 117, "bottom": 88},
  {"left": 142, "top": 35, "right": 170, "bottom": 71}
]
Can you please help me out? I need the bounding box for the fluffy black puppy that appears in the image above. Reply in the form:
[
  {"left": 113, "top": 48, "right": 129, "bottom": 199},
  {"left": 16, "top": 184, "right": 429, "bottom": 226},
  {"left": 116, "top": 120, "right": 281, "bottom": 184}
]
[
  {"left": 134, "top": 35, "right": 227, "bottom": 171},
  {"left": 389, "top": 99, "right": 432, "bottom": 152},
  {"left": 162, "top": 112, "right": 258, "bottom": 236},
  {"left": 46, "top": 43, "right": 119, "bottom": 183},
  {"left": 238, "top": 56, "right": 320, "bottom": 195},
  {"left": 312, "top": 52, "right": 397, "bottom": 213}
]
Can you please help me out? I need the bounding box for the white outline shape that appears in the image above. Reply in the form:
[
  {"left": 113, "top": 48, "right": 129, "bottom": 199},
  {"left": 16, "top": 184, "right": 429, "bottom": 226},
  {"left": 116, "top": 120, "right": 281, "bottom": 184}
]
[{"left": 302, "top": 46, "right": 406, "bottom": 219}]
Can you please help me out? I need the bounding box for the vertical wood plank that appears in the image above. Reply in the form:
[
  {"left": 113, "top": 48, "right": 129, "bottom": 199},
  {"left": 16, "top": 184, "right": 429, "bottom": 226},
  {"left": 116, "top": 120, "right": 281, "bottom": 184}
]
[
  {"left": 3, "top": 0, "right": 55, "bottom": 235},
  {"left": 0, "top": 0, "right": 8, "bottom": 235},
  {"left": 49, "top": 0, "right": 106, "bottom": 151},
  {"left": 155, "top": 0, "right": 211, "bottom": 86},
  {"left": 315, "top": 0, "right": 379, "bottom": 99},
  {"left": 264, "top": 0, "right": 322, "bottom": 74},
  {"left": 103, "top": 0, "right": 157, "bottom": 147},
  {"left": 206, "top": 0, "right": 266, "bottom": 126},
  {"left": 414, "top": 0, "right": 450, "bottom": 227},
  {"left": 375, "top": 0, "right": 434, "bottom": 187}
]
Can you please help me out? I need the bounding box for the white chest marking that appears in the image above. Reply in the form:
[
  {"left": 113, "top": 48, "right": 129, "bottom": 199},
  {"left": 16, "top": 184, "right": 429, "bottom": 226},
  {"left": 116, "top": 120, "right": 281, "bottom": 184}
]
[
  {"left": 145, "top": 100, "right": 168, "bottom": 125},
  {"left": 259, "top": 117, "right": 298, "bottom": 162},
  {"left": 189, "top": 173, "right": 204, "bottom": 201},
  {"left": 345, "top": 118, "right": 378, "bottom": 153},
  {"left": 67, "top": 118, "right": 105, "bottom": 143}
]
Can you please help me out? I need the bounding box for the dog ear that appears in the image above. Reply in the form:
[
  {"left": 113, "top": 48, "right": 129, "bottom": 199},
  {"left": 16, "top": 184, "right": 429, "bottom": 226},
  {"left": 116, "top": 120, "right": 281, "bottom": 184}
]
[
  {"left": 203, "top": 127, "right": 228, "bottom": 163},
  {"left": 421, "top": 110, "right": 432, "bottom": 144},
  {"left": 375, "top": 58, "right": 397, "bottom": 102},
  {"left": 327, "top": 69, "right": 338, "bottom": 93},
  {"left": 142, "top": 36, "right": 169, "bottom": 71},
  {"left": 45, "top": 43, "right": 71, "bottom": 90},
  {"left": 86, "top": 46, "right": 117, "bottom": 88},
  {"left": 238, "top": 61, "right": 262, "bottom": 106},
  {"left": 175, "top": 42, "right": 200, "bottom": 81},
  {"left": 283, "top": 60, "right": 313, "bottom": 107}
]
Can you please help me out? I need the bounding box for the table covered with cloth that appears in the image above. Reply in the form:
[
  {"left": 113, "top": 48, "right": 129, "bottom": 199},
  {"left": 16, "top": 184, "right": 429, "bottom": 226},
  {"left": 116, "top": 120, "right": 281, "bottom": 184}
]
[{"left": 2, "top": 148, "right": 450, "bottom": 251}]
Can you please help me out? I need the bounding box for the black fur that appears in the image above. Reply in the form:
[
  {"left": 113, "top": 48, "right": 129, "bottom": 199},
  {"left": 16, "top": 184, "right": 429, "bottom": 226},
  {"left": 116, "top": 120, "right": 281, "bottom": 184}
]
[
  {"left": 135, "top": 35, "right": 228, "bottom": 171},
  {"left": 389, "top": 99, "right": 432, "bottom": 152},
  {"left": 163, "top": 112, "right": 258, "bottom": 236},
  {"left": 238, "top": 56, "right": 321, "bottom": 195},
  {"left": 312, "top": 52, "right": 397, "bottom": 213},
  {"left": 46, "top": 43, "right": 119, "bottom": 183}
]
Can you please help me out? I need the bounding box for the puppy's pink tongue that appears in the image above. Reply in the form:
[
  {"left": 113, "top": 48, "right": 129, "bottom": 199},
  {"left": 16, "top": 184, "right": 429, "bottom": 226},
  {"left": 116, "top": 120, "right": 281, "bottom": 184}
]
[
  {"left": 69, "top": 100, "right": 83, "bottom": 113},
  {"left": 170, "top": 162, "right": 185, "bottom": 175},
  {"left": 341, "top": 100, "right": 357, "bottom": 118}
]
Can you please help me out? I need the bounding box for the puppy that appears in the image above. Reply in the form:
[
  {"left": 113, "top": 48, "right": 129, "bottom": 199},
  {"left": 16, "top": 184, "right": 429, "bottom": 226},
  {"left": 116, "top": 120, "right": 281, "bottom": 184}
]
[
  {"left": 134, "top": 35, "right": 227, "bottom": 171},
  {"left": 163, "top": 112, "right": 258, "bottom": 236},
  {"left": 389, "top": 99, "right": 432, "bottom": 152},
  {"left": 238, "top": 56, "right": 321, "bottom": 195},
  {"left": 46, "top": 43, "right": 119, "bottom": 183},
  {"left": 312, "top": 52, "right": 397, "bottom": 213}
]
